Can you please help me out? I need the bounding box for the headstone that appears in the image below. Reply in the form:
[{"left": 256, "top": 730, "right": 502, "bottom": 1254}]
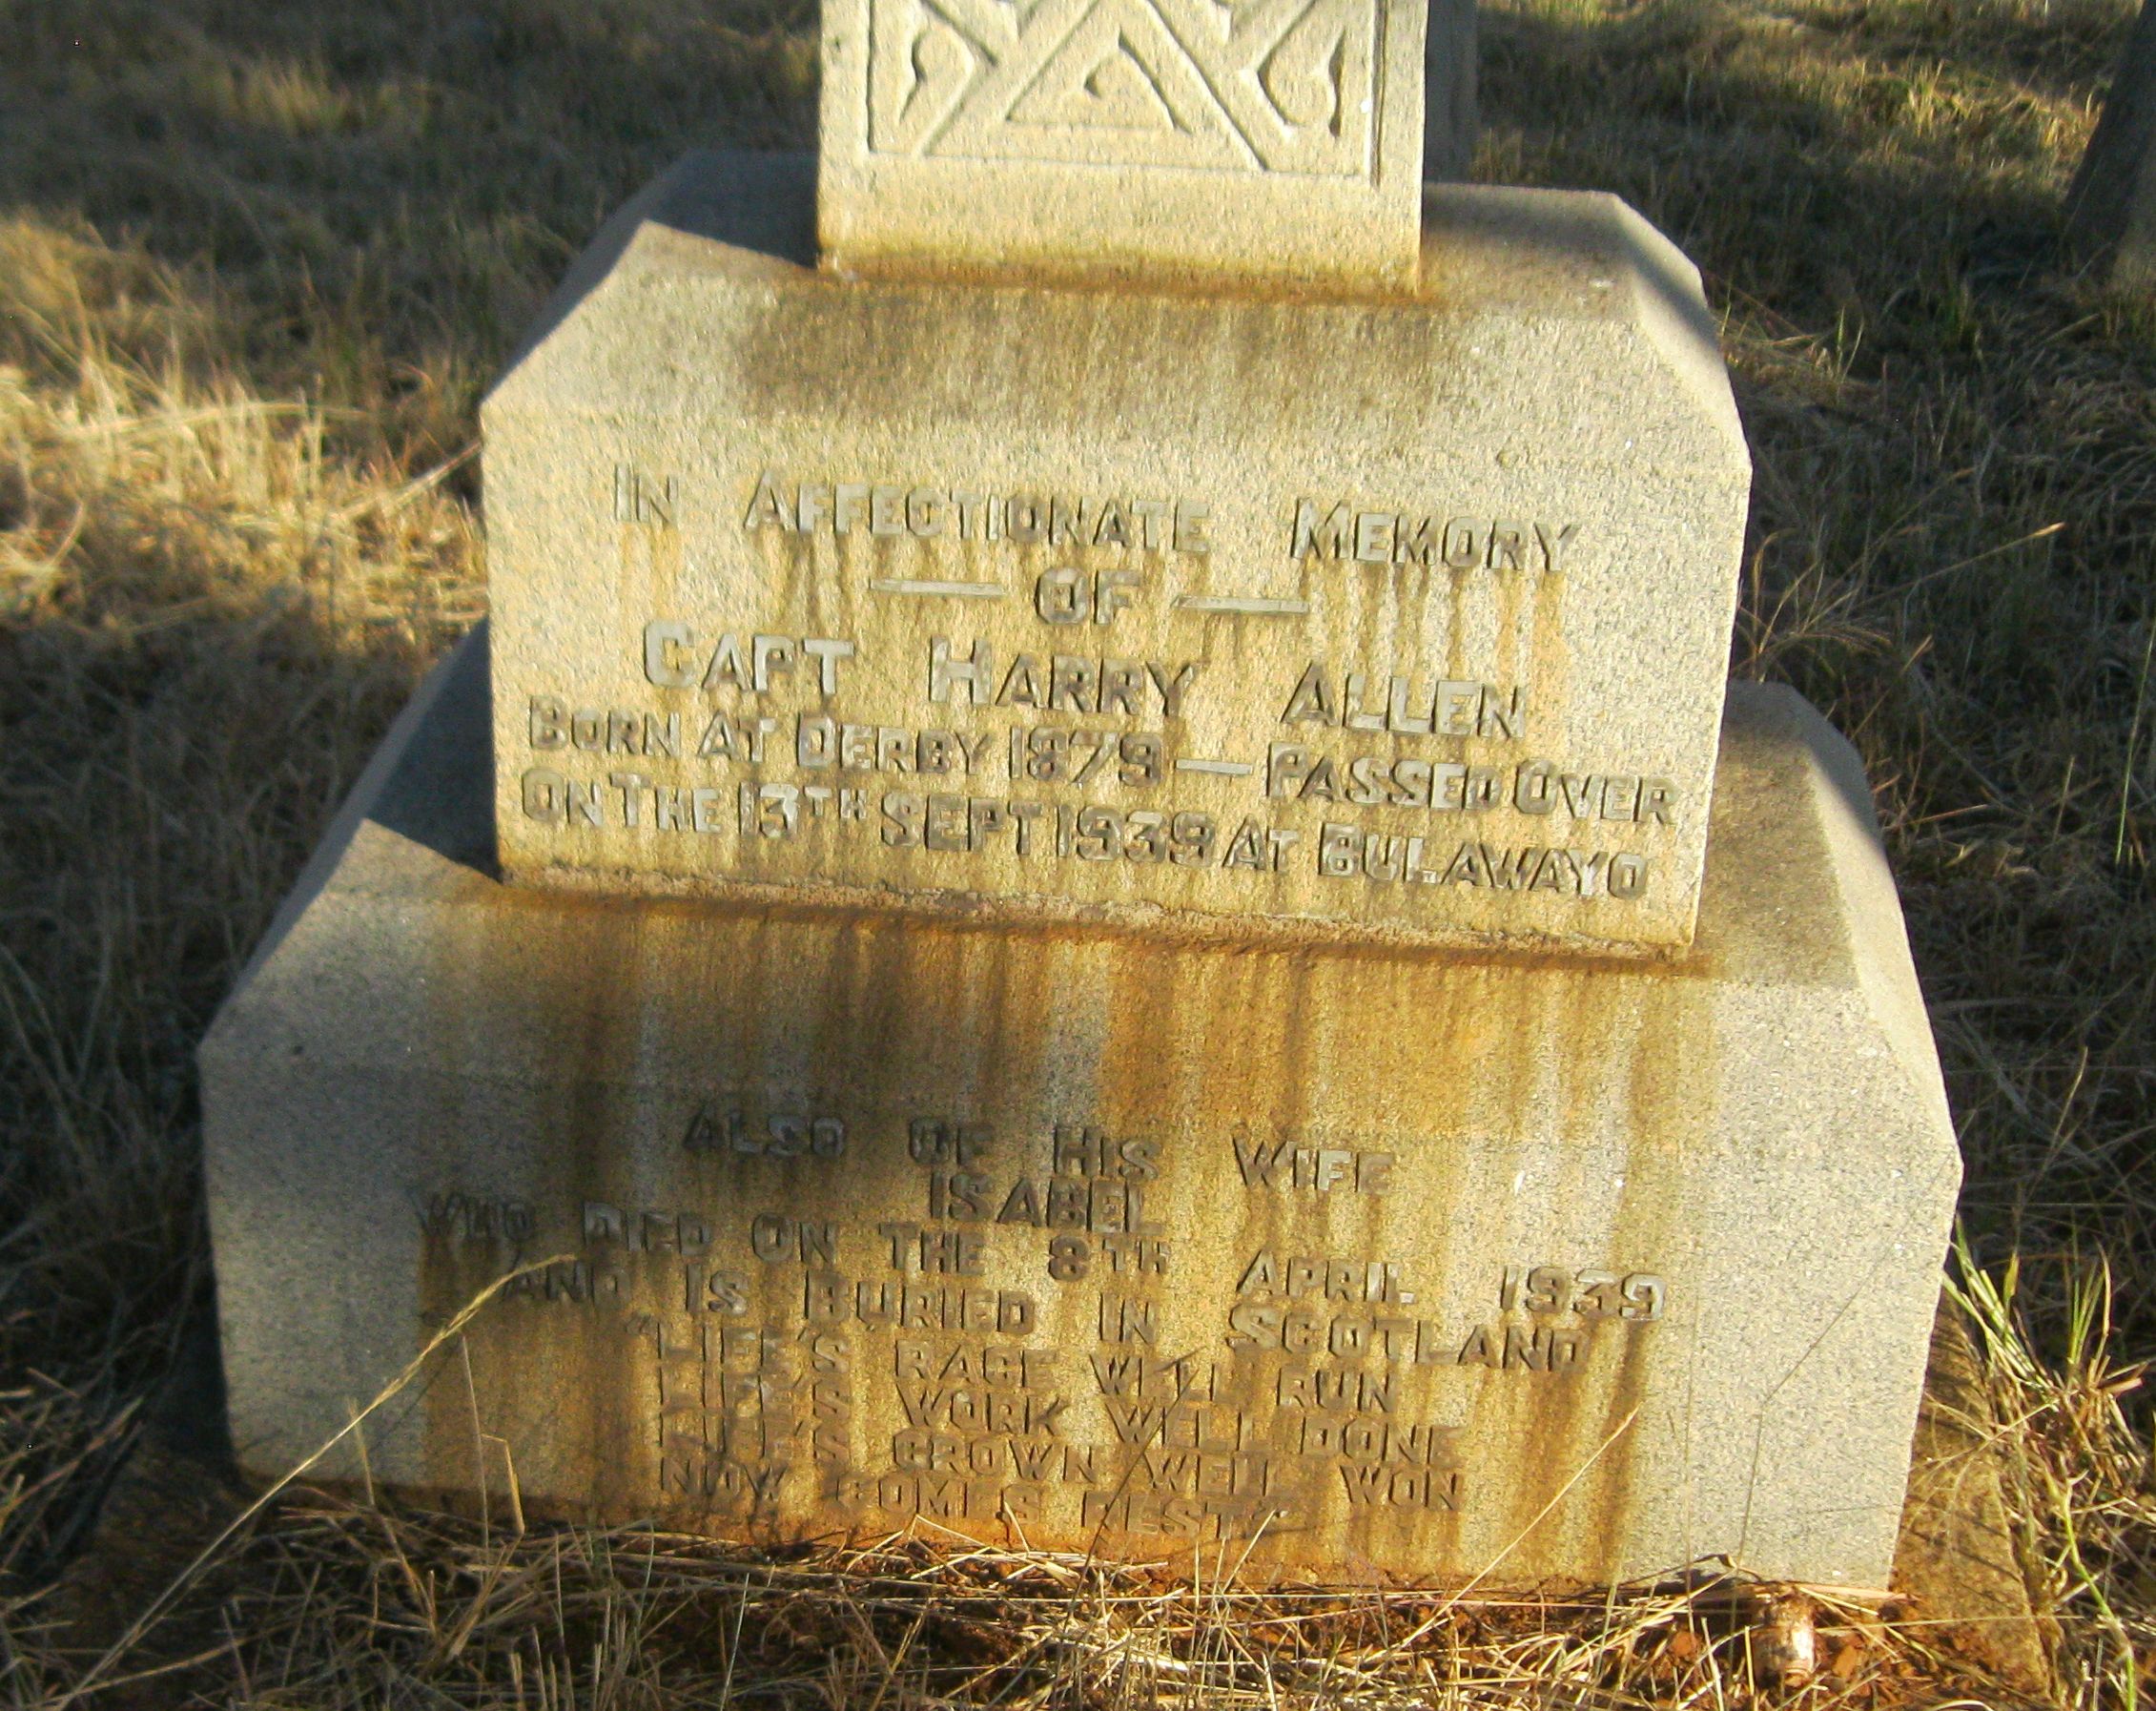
[
  {"left": 1426, "top": 0, "right": 1477, "bottom": 182},
  {"left": 814, "top": 0, "right": 1429, "bottom": 284},
  {"left": 488, "top": 163, "right": 1747, "bottom": 957},
  {"left": 202, "top": 0, "right": 1959, "bottom": 1591},
  {"left": 2067, "top": 0, "right": 2156, "bottom": 284}
]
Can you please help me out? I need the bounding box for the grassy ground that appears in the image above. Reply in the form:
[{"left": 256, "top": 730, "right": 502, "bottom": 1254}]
[{"left": 2, "top": 0, "right": 2153, "bottom": 1703}]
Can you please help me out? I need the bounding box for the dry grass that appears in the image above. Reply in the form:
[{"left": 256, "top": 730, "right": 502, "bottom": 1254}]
[
  {"left": 2, "top": 0, "right": 2154, "bottom": 1703},
  {"left": 15, "top": 1511, "right": 2033, "bottom": 1710}
]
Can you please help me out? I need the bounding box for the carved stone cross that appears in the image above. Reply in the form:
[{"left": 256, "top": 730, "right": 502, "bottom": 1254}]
[{"left": 817, "top": 0, "right": 1431, "bottom": 285}]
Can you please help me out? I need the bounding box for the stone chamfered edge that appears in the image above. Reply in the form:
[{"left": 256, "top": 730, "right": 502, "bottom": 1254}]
[
  {"left": 815, "top": 0, "right": 1428, "bottom": 289},
  {"left": 483, "top": 152, "right": 1751, "bottom": 959},
  {"left": 200, "top": 631, "right": 1958, "bottom": 1588},
  {"left": 499, "top": 149, "right": 1741, "bottom": 443},
  {"left": 1895, "top": 1303, "right": 2057, "bottom": 1695}
]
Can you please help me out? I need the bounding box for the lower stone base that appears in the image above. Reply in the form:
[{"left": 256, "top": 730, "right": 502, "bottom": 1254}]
[{"left": 200, "top": 629, "right": 1960, "bottom": 1588}]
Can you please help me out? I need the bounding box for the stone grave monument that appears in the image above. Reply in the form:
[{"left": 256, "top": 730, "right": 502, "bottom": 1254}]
[
  {"left": 2067, "top": 0, "right": 2156, "bottom": 285},
  {"left": 201, "top": 0, "right": 1961, "bottom": 1588}
]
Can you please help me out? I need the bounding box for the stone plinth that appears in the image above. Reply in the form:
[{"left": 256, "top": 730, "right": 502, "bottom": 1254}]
[
  {"left": 485, "top": 153, "right": 1749, "bottom": 959},
  {"left": 202, "top": 631, "right": 1958, "bottom": 1588}
]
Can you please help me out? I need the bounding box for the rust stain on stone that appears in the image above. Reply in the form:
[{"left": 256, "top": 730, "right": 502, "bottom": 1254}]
[
  {"left": 391, "top": 891, "right": 1734, "bottom": 1579},
  {"left": 182, "top": 649, "right": 1932, "bottom": 1589},
  {"left": 490, "top": 156, "right": 1747, "bottom": 961}
]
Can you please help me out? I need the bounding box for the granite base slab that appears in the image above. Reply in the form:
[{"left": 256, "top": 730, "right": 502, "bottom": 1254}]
[{"left": 200, "top": 629, "right": 1960, "bottom": 1587}]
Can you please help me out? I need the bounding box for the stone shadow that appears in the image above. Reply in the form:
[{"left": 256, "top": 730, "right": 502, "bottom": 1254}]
[
  {"left": 1474, "top": 0, "right": 2090, "bottom": 322},
  {"left": 2, "top": 0, "right": 2113, "bottom": 410},
  {"left": 0, "top": 0, "right": 818, "bottom": 424},
  {"left": 370, "top": 625, "right": 497, "bottom": 875}
]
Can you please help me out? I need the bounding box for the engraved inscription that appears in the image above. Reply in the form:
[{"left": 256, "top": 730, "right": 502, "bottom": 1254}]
[
  {"left": 614, "top": 464, "right": 679, "bottom": 528},
  {"left": 511, "top": 464, "right": 1704, "bottom": 950},
  {"left": 421, "top": 1106, "right": 1676, "bottom": 1559},
  {"left": 1290, "top": 500, "right": 1579, "bottom": 573}
]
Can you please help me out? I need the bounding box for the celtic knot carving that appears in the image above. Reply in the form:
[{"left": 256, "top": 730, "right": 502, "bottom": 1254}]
[{"left": 867, "top": 0, "right": 1379, "bottom": 178}]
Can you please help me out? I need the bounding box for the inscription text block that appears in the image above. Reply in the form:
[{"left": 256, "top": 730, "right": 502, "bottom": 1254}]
[{"left": 485, "top": 156, "right": 1750, "bottom": 956}]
